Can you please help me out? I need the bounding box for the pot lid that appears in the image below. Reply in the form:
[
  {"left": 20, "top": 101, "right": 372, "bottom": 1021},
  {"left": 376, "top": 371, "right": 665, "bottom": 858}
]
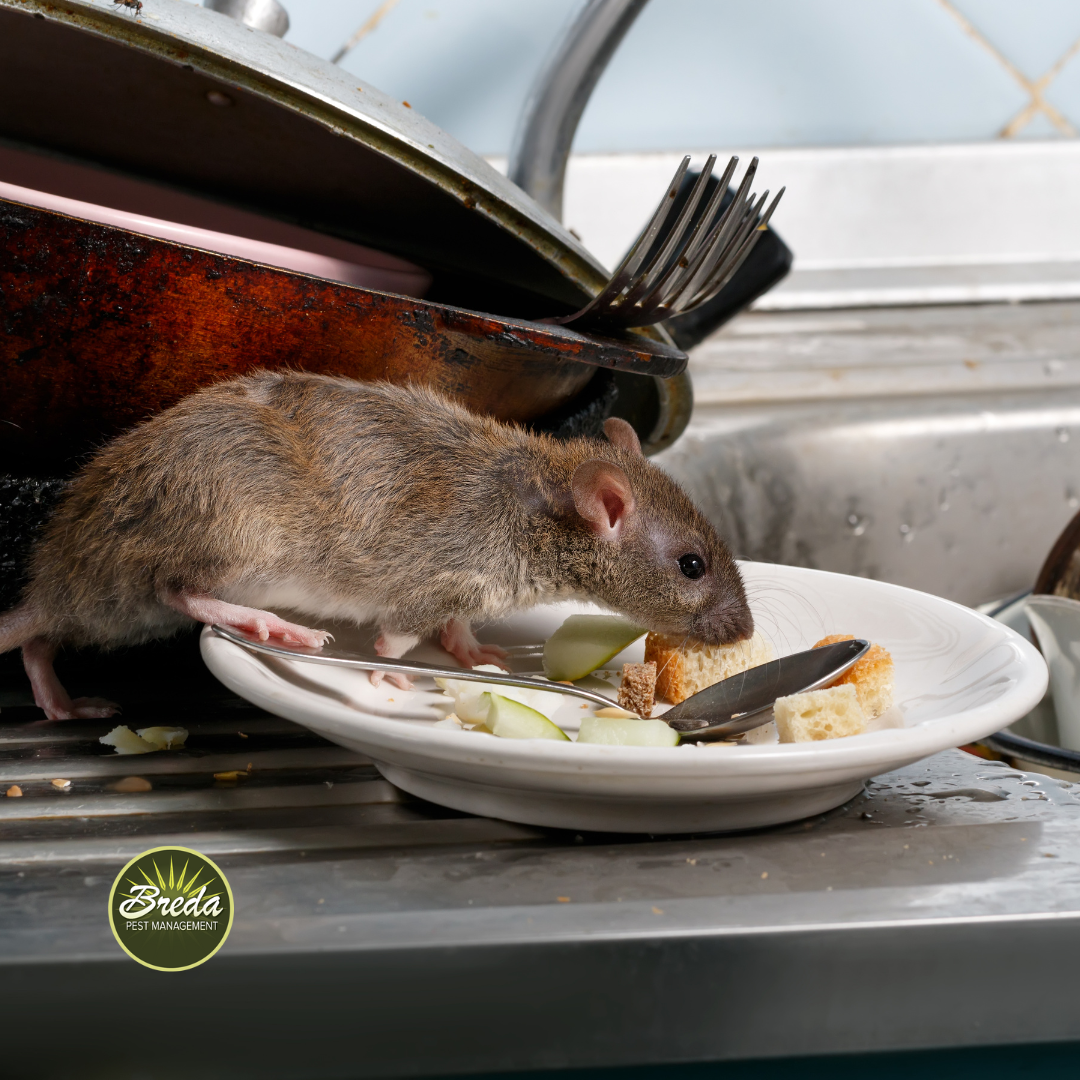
[{"left": 0, "top": 0, "right": 610, "bottom": 316}]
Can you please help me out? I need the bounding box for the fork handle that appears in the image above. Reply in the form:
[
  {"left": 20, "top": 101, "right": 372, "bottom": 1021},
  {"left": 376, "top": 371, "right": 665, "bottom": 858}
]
[{"left": 211, "top": 625, "right": 619, "bottom": 709}]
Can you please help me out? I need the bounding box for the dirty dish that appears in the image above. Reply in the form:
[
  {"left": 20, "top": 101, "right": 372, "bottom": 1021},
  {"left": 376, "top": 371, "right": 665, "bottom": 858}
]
[{"left": 200, "top": 562, "right": 1047, "bottom": 834}]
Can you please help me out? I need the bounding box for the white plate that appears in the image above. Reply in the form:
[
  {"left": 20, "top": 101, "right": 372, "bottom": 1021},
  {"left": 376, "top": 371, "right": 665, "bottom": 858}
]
[{"left": 200, "top": 562, "right": 1047, "bottom": 834}]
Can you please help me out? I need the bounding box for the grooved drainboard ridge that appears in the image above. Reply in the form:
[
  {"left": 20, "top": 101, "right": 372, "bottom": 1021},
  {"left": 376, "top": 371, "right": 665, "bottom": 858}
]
[
  {"left": 0, "top": 776, "right": 406, "bottom": 821},
  {"left": 0, "top": 745, "right": 373, "bottom": 781},
  {"left": 0, "top": 817, "right": 545, "bottom": 864},
  {"left": 0, "top": 714, "right": 311, "bottom": 745}
]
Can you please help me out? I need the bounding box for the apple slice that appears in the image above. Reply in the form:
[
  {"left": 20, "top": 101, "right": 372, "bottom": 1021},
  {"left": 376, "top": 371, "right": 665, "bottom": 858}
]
[
  {"left": 435, "top": 665, "right": 563, "bottom": 723},
  {"left": 576, "top": 716, "right": 680, "bottom": 747},
  {"left": 542, "top": 614, "right": 646, "bottom": 682},
  {"left": 486, "top": 694, "right": 570, "bottom": 741}
]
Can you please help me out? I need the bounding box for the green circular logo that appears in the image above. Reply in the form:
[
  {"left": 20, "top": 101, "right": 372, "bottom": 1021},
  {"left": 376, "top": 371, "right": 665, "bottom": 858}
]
[{"left": 108, "top": 846, "right": 234, "bottom": 971}]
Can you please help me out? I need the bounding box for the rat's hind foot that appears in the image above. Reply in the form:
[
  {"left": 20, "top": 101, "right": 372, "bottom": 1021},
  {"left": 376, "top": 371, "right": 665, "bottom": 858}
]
[
  {"left": 22, "top": 637, "right": 120, "bottom": 721},
  {"left": 440, "top": 618, "right": 509, "bottom": 670},
  {"left": 371, "top": 631, "right": 419, "bottom": 690},
  {"left": 68, "top": 697, "right": 121, "bottom": 719},
  {"left": 163, "top": 591, "right": 331, "bottom": 648}
]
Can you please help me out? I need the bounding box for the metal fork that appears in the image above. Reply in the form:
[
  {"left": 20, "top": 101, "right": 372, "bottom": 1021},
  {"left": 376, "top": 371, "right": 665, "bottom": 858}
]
[{"left": 551, "top": 155, "right": 784, "bottom": 330}]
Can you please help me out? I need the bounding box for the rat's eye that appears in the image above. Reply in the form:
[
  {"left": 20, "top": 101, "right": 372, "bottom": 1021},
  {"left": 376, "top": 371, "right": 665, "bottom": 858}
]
[{"left": 678, "top": 554, "right": 705, "bottom": 579}]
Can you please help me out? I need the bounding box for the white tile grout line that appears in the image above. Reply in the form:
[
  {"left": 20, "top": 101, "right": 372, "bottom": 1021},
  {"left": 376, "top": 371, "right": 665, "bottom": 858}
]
[{"left": 935, "top": 0, "right": 1080, "bottom": 138}]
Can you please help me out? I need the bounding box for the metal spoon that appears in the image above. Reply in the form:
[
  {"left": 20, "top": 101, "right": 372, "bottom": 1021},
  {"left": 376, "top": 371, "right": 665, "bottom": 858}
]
[
  {"left": 661, "top": 638, "right": 870, "bottom": 741},
  {"left": 212, "top": 625, "right": 868, "bottom": 738}
]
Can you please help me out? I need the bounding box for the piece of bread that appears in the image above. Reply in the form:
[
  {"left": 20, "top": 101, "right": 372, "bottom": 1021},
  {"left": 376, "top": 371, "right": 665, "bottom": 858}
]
[
  {"left": 645, "top": 630, "right": 775, "bottom": 705},
  {"left": 774, "top": 684, "right": 867, "bottom": 742},
  {"left": 617, "top": 662, "right": 656, "bottom": 717},
  {"left": 813, "top": 634, "right": 894, "bottom": 719}
]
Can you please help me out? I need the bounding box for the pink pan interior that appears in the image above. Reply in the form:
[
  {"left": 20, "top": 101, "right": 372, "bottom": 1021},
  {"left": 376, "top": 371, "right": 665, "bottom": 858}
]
[{"left": 0, "top": 145, "right": 431, "bottom": 298}]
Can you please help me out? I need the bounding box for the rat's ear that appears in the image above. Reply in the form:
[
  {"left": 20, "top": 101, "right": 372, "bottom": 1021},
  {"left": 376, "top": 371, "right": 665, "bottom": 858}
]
[
  {"left": 603, "top": 417, "right": 642, "bottom": 457},
  {"left": 572, "top": 459, "right": 635, "bottom": 541}
]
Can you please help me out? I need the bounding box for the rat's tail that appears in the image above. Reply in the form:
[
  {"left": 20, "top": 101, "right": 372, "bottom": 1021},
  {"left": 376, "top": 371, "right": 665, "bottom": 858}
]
[{"left": 0, "top": 603, "right": 44, "bottom": 656}]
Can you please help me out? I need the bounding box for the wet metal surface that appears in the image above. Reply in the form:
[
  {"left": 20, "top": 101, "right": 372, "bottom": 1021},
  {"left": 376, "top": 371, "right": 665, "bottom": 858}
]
[
  {"left": 2, "top": 636, "right": 1080, "bottom": 1076},
  {"left": 659, "top": 302, "right": 1080, "bottom": 605}
]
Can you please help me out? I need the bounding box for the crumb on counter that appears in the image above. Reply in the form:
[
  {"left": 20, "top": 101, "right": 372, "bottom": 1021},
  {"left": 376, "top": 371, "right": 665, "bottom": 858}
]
[{"left": 110, "top": 776, "right": 152, "bottom": 793}]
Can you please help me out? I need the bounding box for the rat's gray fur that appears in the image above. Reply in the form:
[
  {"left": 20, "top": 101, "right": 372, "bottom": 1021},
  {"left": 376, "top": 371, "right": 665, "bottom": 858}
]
[{"left": 0, "top": 371, "right": 751, "bottom": 714}]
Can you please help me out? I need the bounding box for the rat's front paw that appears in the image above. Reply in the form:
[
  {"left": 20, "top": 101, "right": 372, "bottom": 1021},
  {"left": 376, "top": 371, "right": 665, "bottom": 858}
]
[
  {"left": 285, "top": 627, "right": 332, "bottom": 648},
  {"left": 470, "top": 643, "right": 511, "bottom": 670},
  {"left": 440, "top": 619, "right": 510, "bottom": 670},
  {"left": 368, "top": 669, "right": 413, "bottom": 690},
  {"left": 262, "top": 620, "right": 331, "bottom": 648}
]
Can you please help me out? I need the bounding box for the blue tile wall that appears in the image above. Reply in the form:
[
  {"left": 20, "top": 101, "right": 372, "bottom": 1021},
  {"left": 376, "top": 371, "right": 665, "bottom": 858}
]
[{"left": 186, "top": 0, "right": 1080, "bottom": 155}]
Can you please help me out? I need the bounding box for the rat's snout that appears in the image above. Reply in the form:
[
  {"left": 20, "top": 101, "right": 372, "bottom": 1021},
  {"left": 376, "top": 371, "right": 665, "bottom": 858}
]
[{"left": 693, "top": 596, "right": 755, "bottom": 646}]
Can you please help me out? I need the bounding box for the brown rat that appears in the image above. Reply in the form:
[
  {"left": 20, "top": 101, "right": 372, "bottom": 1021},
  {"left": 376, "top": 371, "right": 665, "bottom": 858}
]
[{"left": 0, "top": 371, "right": 752, "bottom": 720}]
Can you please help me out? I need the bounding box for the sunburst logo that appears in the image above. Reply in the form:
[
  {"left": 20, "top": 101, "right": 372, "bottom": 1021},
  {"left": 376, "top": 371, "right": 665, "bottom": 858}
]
[{"left": 108, "top": 846, "right": 234, "bottom": 971}]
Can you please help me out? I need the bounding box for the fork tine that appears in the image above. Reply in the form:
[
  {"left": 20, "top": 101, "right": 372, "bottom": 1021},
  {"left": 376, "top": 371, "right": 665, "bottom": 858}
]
[
  {"left": 677, "top": 187, "right": 785, "bottom": 312},
  {"left": 615, "top": 155, "right": 694, "bottom": 285},
  {"left": 633, "top": 158, "right": 759, "bottom": 318},
  {"left": 670, "top": 190, "right": 765, "bottom": 309},
  {"left": 697, "top": 188, "right": 783, "bottom": 299},
  {"left": 614, "top": 155, "right": 718, "bottom": 310},
  {"left": 549, "top": 152, "right": 784, "bottom": 330},
  {"left": 643, "top": 180, "right": 782, "bottom": 324},
  {"left": 675, "top": 155, "right": 738, "bottom": 268},
  {"left": 633, "top": 155, "right": 740, "bottom": 314},
  {"left": 664, "top": 162, "right": 765, "bottom": 308},
  {"left": 678, "top": 191, "right": 770, "bottom": 309},
  {"left": 549, "top": 156, "right": 692, "bottom": 325},
  {"left": 698, "top": 187, "right": 786, "bottom": 302}
]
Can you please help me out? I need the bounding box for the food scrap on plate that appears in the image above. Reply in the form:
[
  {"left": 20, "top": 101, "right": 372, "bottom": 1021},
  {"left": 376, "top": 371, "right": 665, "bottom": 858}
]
[{"left": 431, "top": 616, "right": 895, "bottom": 747}]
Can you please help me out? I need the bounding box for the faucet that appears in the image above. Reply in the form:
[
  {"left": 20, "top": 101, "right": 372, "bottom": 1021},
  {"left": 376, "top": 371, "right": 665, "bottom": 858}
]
[{"left": 508, "top": 0, "right": 650, "bottom": 222}]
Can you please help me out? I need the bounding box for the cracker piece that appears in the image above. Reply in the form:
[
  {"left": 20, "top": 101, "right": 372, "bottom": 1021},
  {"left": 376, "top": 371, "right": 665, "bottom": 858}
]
[{"left": 617, "top": 661, "right": 656, "bottom": 717}]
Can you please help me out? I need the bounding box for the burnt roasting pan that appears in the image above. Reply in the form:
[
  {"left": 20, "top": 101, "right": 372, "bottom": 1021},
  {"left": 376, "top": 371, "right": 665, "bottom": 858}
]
[
  {"left": 1, "top": 194, "right": 686, "bottom": 472},
  {"left": 0, "top": 0, "right": 692, "bottom": 465}
]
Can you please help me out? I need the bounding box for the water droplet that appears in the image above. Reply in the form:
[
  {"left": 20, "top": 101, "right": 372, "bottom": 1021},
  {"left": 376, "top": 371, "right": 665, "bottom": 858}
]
[
  {"left": 1067, "top": 488, "right": 1079, "bottom": 509},
  {"left": 1059, "top": 427, "right": 1071, "bottom": 443},
  {"left": 847, "top": 513, "right": 869, "bottom": 537}
]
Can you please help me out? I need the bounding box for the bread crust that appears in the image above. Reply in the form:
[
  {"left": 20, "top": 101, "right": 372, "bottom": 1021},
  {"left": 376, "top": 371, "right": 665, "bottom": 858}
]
[
  {"left": 813, "top": 634, "right": 894, "bottom": 719},
  {"left": 645, "top": 630, "right": 774, "bottom": 704}
]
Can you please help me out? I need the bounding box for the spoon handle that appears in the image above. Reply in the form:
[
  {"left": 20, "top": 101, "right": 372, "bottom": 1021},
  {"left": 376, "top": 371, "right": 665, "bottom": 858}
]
[{"left": 210, "top": 625, "right": 620, "bottom": 710}]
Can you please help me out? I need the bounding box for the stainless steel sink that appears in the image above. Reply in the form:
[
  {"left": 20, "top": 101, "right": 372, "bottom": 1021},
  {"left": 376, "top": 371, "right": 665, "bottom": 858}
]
[{"left": 658, "top": 300, "right": 1080, "bottom": 605}]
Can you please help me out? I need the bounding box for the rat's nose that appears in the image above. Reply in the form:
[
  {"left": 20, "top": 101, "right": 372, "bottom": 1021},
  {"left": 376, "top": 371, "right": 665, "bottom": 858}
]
[{"left": 695, "top": 602, "right": 754, "bottom": 645}]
